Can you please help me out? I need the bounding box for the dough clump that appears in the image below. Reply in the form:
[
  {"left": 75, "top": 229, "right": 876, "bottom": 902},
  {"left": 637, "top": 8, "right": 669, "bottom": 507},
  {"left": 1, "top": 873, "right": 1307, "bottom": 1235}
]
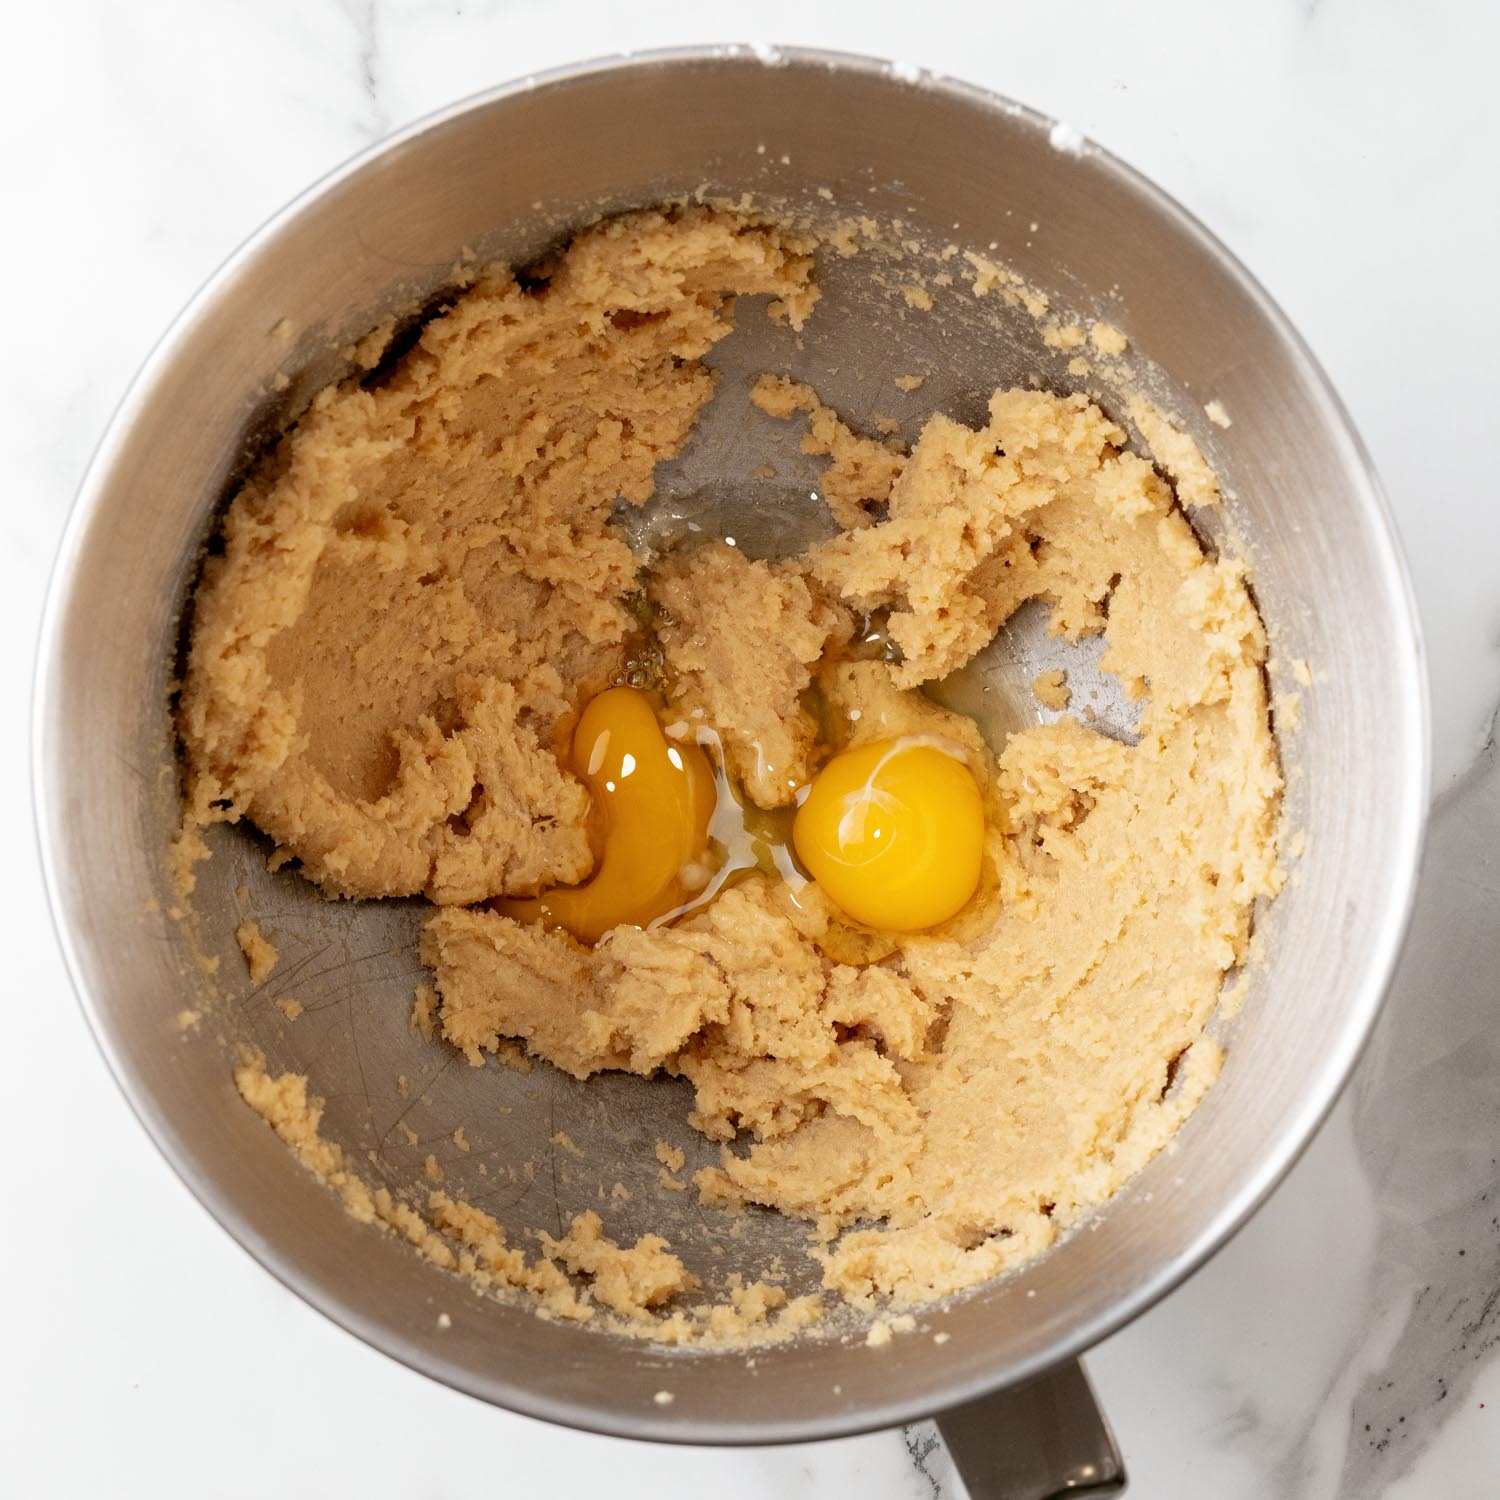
[
  {"left": 180, "top": 207, "right": 818, "bottom": 903},
  {"left": 187, "top": 207, "right": 1280, "bottom": 1331}
]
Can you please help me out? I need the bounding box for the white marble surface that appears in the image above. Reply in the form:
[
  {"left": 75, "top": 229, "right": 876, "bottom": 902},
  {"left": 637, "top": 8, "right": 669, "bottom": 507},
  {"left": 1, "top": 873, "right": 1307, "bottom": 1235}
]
[{"left": 4, "top": 1, "right": 1498, "bottom": 1495}]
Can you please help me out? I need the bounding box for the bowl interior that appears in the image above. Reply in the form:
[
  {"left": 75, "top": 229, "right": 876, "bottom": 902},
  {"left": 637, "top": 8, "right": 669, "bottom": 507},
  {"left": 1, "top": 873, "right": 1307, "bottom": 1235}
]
[{"left": 37, "top": 50, "right": 1425, "bottom": 1442}]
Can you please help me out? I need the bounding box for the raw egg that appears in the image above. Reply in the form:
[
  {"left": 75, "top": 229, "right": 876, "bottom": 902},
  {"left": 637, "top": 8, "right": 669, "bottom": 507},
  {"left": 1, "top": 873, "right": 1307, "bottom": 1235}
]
[
  {"left": 792, "top": 737, "right": 983, "bottom": 931},
  {"left": 495, "top": 686, "right": 715, "bottom": 944}
]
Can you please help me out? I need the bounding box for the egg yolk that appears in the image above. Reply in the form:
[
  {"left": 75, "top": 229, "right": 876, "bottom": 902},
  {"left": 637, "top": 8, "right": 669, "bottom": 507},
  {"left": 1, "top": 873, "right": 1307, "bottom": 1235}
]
[
  {"left": 495, "top": 686, "right": 715, "bottom": 945},
  {"left": 792, "top": 738, "right": 984, "bottom": 932}
]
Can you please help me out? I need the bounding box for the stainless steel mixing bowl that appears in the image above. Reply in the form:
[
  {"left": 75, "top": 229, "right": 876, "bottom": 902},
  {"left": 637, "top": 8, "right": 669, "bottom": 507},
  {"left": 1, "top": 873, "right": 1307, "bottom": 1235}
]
[{"left": 35, "top": 46, "right": 1427, "bottom": 1498}]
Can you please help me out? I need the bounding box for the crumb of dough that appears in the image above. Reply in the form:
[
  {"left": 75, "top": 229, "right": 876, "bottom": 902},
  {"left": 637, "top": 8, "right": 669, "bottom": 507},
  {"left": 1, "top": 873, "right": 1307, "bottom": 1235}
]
[
  {"left": 874, "top": 415, "right": 900, "bottom": 435},
  {"left": 1218, "top": 971, "right": 1251, "bottom": 1021},
  {"left": 539, "top": 1209, "right": 697, "bottom": 1317},
  {"left": 235, "top": 920, "right": 278, "bottom": 983},
  {"left": 1067, "top": 356, "right": 1091, "bottom": 378},
  {"left": 399, "top": 1121, "right": 420, "bottom": 1147},
  {"left": 1274, "top": 691, "right": 1302, "bottom": 733},
  {"left": 493, "top": 1039, "right": 533, "bottom": 1075},
  {"left": 270, "top": 318, "right": 294, "bottom": 344},
  {"left": 654, "top": 1390, "right": 675, "bottom": 1406},
  {"left": 175, "top": 1008, "right": 201, "bottom": 1033},
  {"left": 1204, "top": 399, "right": 1233, "bottom": 429},
  {"left": 167, "top": 827, "right": 210, "bottom": 898},
  {"left": 437, "top": 1312, "right": 452, "bottom": 1330},
  {"left": 396, "top": 1075, "right": 409, "bottom": 1099},
  {"left": 1042, "top": 321, "right": 1086, "bottom": 350},
  {"left": 274, "top": 996, "right": 303, "bottom": 1021},
  {"left": 703, "top": 1278, "right": 794, "bottom": 1337},
  {"left": 1288, "top": 828, "right": 1308, "bottom": 860},
  {"left": 611, "top": 1182, "right": 632, "bottom": 1201},
  {"left": 656, "top": 1141, "right": 687, "bottom": 1173},
  {"left": 933, "top": 1330, "right": 951, "bottom": 1344},
  {"left": 753, "top": 462, "right": 777, "bottom": 479},
  {"left": 427, "top": 1192, "right": 590, "bottom": 1323},
  {"left": 895, "top": 373, "right": 925, "bottom": 391},
  {"left": 867, "top": 1316, "right": 911, "bottom": 1346},
  {"left": 343, "top": 317, "right": 395, "bottom": 371},
  {"left": 820, "top": 223, "right": 858, "bottom": 257},
  {"left": 1291, "top": 657, "right": 1313, "bottom": 687},
  {"left": 270, "top": 371, "right": 291, "bottom": 393},
  {"left": 1090, "top": 321, "right": 1128, "bottom": 355},
  {"left": 231, "top": 1061, "right": 447, "bottom": 1260},
  {"left": 902, "top": 285, "right": 933, "bottom": 311},
  {"left": 750, "top": 373, "right": 905, "bottom": 529},
  {"left": 424, "top": 1154, "right": 445, "bottom": 1185},
  {"left": 963, "top": 252, "right": 1049, "bottom": 317},
  {"left": 658, "top": 1171, "right": 688, "bottom": 1192},
  {"left": 650, "top": 542, "right": 852, "bottom": 806},
  {"left": 1128, "top": 395, "right": 1220, "bottom": 509},
  {"left": 965, "top": 253, "right": 1008, "bottom": 296},
  {"left": 1032, "top": 669, "right": 1071, "bottom": 711},
  {"left": 550, "top": 1131, "right": 585, "bottom": 1158},
  {"left": 411, "top": 984, "right": 439, "bottom": 1041},
  {"left": 452, "top": 1126, "right": 470, "bottom": 1152},
  {"left": 179, "top": 208, "right": 819, "bottom": 904}
]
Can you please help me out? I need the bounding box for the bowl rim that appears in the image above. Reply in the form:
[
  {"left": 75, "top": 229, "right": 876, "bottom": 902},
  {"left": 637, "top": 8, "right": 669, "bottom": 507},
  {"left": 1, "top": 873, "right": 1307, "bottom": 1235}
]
[{"left": 32, "top": 42, "right": 1431, "bottom": 1446}]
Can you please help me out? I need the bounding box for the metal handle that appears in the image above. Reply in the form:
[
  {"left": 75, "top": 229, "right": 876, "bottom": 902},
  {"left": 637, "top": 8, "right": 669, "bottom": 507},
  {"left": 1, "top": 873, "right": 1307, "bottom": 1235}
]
[{"left": 935, "top": 1358, "right": 1126, "bottom": 1500}]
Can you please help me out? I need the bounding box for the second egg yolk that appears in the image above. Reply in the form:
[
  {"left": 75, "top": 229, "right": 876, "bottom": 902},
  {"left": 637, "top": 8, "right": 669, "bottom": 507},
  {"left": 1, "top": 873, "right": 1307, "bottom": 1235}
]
[
  {"left": 495, "top": 687, "right": 715, "bottom": 945},
  {"left": 792, "top": 738, "right": 984, "bottom": 932}
]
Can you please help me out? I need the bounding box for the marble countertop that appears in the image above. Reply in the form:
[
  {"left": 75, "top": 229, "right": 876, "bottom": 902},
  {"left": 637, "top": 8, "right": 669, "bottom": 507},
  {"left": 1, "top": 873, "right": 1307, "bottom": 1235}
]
[{"left": 5, "top": 1, "right": 1497, "bottom": 1495}]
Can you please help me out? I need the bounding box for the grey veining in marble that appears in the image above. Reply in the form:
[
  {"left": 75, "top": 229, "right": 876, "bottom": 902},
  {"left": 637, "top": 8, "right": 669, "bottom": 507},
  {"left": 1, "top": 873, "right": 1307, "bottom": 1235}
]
[
  {"left": 1336, "top": 725, "right": 1500, "bottom": 1492},
  {"left": 340, "top": 0, "right": 391, "bottom": 139}
]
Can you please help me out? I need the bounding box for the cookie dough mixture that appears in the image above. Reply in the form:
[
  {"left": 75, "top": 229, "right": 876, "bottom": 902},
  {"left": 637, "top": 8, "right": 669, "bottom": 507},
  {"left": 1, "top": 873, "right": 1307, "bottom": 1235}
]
[{"left": 180, "top": 205, "right": 1281, "bottom": 1330}]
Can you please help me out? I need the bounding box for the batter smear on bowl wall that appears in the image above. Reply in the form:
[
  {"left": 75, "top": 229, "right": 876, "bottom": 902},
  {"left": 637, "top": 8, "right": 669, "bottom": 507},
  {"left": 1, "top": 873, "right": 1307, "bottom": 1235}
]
[{"left": 175, "top": 205, "right": 1281, "bottom": 1339}]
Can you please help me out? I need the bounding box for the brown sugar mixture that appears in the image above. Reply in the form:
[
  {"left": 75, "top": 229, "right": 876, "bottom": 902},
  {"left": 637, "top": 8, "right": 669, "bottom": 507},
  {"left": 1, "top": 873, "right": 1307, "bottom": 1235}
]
[{"left": 179, "top": 205, "right": 1281, "bottom": 1337}]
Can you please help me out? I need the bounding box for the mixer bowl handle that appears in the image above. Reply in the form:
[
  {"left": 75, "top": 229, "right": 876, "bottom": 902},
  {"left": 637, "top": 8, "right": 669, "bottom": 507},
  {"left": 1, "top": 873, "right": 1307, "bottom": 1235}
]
[{"left": 936, "top": 1358, "right": 1126, "bottom": 1499}]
